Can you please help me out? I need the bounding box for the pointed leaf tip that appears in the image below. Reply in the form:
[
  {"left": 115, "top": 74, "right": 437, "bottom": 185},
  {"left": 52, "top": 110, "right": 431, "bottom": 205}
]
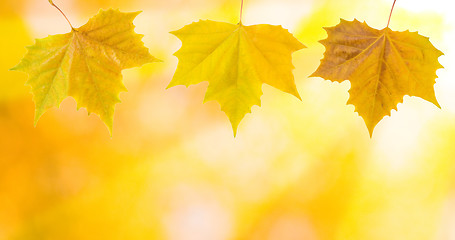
[
  {"left": 232, "top": 126, "right": 238, "bottom": 138},
  {"left": 368, "top": 128, "right": 374, "bottom": 138}
]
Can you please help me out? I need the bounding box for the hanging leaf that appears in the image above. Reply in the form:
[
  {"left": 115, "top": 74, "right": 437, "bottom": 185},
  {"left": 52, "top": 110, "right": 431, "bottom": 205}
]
[
  {"left": 11, "top": 8, "right": 160, "bottom": 134},
  {"left": 311, "top": 19, "right": 443, "bottom": 136},
  {"left": 168, "top": 20, "right": 305, "bottom": 136}
]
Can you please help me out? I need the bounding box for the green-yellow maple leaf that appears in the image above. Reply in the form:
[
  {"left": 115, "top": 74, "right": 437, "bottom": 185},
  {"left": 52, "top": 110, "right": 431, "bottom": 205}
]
[
  {"left": 311, "top": 19, "right": 443, "bottom": 136},
  {"left": 168, "top": 20, "right": 305, "bottom": 136},
  {"left": 11, "top": 8, "right": 159, "bottom": 134}
]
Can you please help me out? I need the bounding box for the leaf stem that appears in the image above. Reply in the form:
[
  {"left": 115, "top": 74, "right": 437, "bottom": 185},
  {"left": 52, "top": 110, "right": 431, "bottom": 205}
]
[
  {"left": 387, "top": 0, "right": 397, "bottom": 28},
  {"left": 48, "top": 0, "right": 74, "bottom": 30},
  {"left": 239, "top": 0, "right": 244, "bottom": 24}
]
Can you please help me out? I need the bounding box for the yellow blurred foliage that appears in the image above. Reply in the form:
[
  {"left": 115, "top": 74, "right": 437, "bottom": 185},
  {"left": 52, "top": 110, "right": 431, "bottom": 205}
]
[
  {"left": 1, "top": 0, "right": 455, "bottom": 240},
  {"left": 0, "top": 18, "right": 30, "bottom": 101}
]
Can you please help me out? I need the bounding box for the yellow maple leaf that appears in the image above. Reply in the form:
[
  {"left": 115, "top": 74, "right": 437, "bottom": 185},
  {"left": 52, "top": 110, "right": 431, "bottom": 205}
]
[
  {"left": 311, "top": 19, "right": 443, "bottom": 136},
  {"left": 11, "top": 8, "right": 160, "bottom": 134},
  {"left": 168, "top": 20, "right": 305, "bottom": 136}
]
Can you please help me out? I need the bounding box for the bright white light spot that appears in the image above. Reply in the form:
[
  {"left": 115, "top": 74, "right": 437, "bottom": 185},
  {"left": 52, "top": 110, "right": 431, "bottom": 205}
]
[
  {"left": 392, "top": 0, "right": 447, "bottom": 14},
  {"left": 246, "top": 0, "right": 315, "bottom": 30},
  {"left": 164, "top": 186, "right": 232, "bottom": 240}
]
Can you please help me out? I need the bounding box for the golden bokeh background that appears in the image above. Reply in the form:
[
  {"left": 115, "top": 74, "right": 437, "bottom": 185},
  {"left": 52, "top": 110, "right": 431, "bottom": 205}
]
[{"left": 1, "top": 0, "right": 455, "bottom": 239}]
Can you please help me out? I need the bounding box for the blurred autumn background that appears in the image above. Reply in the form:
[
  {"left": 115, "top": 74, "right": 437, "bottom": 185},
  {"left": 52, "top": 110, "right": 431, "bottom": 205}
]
[{"left": 1, "top": 0, "right": 455, "bottom": 239}]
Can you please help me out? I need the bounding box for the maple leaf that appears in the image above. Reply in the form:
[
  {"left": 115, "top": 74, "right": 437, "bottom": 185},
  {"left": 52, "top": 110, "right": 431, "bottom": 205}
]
[
  {"left": 11, "top": 8, "right": 160, "bottom": 134},
  {"left": 168, "top": 20, "right": 305, "bottom": 136},
  {"left": 311, "top": 19, "right": 443, "bottom": 136}
]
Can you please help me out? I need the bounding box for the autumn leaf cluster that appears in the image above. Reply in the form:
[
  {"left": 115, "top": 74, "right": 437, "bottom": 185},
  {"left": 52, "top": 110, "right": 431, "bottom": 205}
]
[{"left": 12, "top": 2, "right": 444, "bottom": 137}]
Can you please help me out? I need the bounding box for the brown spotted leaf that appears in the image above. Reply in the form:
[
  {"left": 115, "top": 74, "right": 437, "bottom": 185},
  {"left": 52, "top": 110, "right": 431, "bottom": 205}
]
[{"left": 311, "top": 19, "right": 443, "bottom": 136}]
